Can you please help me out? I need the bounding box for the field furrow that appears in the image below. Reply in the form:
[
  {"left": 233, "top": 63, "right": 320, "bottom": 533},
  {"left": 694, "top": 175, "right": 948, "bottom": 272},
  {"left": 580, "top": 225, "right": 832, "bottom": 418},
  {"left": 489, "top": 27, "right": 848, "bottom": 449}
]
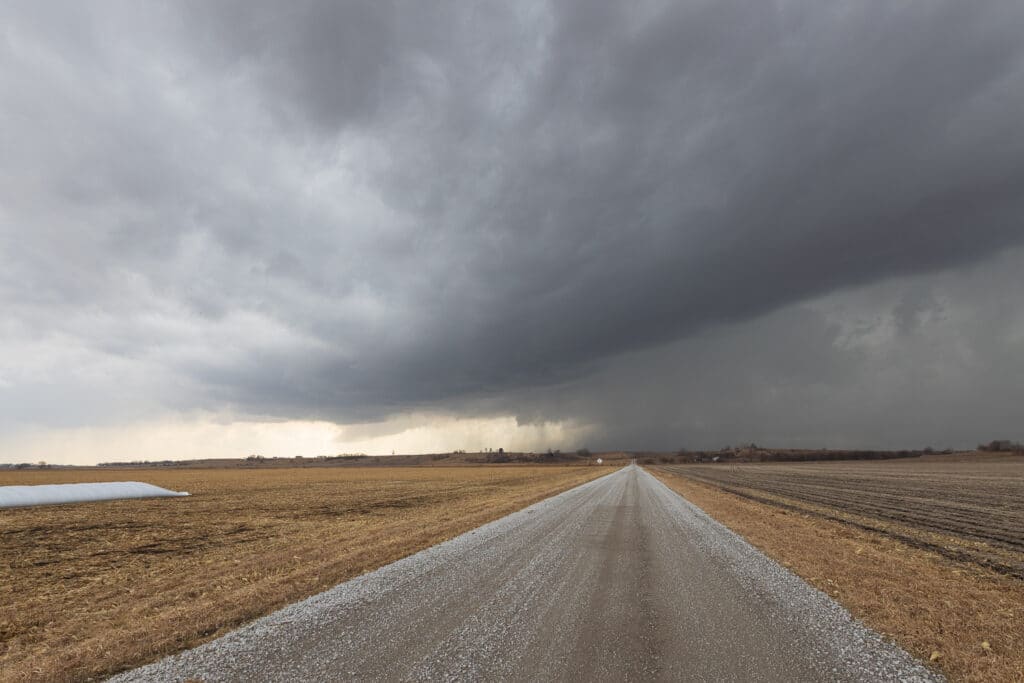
[{"left": 656, "top": 455, "right": 1024, "bottom": 578}]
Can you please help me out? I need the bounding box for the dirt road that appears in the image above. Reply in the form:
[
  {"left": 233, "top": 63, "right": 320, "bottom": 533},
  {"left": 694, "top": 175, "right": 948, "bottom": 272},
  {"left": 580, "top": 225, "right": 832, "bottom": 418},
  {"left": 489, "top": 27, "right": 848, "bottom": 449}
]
[{"left": 112, "top": 465, "right": 938, "bottom": 682}]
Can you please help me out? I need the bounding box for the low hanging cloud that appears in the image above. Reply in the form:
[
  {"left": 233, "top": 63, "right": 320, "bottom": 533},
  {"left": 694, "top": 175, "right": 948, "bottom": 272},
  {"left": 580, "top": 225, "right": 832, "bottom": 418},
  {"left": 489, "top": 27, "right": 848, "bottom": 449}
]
[
  {"left": 503, "top": 247, "right": 1024, "bottom": 451},
  {"left": 2, "top": 0, "right": 1023, "bottom": 457}
]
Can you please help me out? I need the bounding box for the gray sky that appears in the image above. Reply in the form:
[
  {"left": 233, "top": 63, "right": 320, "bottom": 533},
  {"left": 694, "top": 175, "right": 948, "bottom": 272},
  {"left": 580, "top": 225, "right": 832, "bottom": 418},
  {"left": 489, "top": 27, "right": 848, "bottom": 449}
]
[{"left": 2, "top": 0, "right": 1023, "bottom": 463}]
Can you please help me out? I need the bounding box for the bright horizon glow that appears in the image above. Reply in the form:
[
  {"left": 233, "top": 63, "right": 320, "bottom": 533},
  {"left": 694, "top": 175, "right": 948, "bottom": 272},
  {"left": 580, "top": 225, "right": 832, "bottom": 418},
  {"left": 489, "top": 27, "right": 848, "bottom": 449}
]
[{"left": 0, "top": 414, "right": 595, "bottom": 466}]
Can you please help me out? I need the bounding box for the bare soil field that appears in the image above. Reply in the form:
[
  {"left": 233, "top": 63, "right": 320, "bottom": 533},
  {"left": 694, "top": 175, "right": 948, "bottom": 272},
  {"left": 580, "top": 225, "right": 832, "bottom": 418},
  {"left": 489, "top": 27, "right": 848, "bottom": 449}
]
[
  {"left": 659, "top": 454, "right": 1024, "bottom": 578},
  {"left": 652, "top": 456, "right": 1024, "bottom": 682},
  {"left": 0, "top": 465, "right": 610, "bottom": 683}
]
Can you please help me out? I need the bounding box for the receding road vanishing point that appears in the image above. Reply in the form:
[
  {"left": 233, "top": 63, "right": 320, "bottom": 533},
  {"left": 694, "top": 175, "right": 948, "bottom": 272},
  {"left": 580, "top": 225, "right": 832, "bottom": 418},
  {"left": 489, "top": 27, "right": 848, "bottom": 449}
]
[{"left": 112, "top": 465, "right": 938, "bottom": 682}]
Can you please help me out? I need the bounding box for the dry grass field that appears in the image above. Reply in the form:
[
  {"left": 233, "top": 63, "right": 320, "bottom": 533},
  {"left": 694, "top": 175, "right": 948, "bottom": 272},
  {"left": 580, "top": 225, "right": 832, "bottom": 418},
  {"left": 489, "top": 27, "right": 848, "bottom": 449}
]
[
  {"left": 0, "top": 465, "right": 611, "bottom": 683},
  {"left": 652, "top": 455, "right": 1024, "bottom": 683}
]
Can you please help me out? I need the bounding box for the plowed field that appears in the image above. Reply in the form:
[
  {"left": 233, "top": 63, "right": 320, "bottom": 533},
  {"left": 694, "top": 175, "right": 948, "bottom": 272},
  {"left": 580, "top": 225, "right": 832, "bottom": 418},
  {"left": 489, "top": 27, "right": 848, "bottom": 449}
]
[{"left": 656, "top": 455, "right": 1024, "bottom": 578}]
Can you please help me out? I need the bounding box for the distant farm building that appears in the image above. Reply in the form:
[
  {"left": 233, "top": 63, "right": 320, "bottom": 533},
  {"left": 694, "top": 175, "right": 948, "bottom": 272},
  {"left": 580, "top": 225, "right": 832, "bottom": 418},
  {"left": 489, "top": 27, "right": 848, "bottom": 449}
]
[{"left": 980, "top": 440, "right": 1019, "bottom": 452}]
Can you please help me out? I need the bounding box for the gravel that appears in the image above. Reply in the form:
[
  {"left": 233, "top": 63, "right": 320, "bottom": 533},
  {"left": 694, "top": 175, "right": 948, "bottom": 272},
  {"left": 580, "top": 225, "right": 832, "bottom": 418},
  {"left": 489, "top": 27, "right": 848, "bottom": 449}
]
[{"left": 110, "top": 465, "right": 942, "bottom": 682}]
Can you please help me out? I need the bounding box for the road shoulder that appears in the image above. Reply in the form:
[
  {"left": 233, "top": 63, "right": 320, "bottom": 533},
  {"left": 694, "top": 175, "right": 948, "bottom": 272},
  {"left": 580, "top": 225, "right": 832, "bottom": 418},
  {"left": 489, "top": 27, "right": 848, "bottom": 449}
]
[{"left": 649, "top": 467, "right": 1023, "bottom": 683}]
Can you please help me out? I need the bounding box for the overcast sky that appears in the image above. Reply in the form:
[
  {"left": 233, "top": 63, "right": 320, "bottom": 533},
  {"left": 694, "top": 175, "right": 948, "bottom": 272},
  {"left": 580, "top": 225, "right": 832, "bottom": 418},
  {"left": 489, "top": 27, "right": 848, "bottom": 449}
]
[{"left": 2, "top": 1, "right": 1023, "bottom": 464}]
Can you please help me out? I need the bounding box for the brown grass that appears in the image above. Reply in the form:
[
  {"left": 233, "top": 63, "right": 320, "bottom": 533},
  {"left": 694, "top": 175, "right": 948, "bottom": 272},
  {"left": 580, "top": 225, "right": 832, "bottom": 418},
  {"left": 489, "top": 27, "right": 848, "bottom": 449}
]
[
  {"left": 650, "top": 467, "right": 1024, "bottom": 683},
  {"left": 0, "top": 466, "right": 610, "bottom": 682}
]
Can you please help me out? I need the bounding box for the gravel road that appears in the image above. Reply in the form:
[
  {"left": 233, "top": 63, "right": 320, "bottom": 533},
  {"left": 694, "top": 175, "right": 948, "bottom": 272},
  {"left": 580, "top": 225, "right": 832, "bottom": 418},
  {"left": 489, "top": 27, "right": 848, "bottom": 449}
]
[{"left": 111, "top": 465, "right": 941, "bottom": 682}]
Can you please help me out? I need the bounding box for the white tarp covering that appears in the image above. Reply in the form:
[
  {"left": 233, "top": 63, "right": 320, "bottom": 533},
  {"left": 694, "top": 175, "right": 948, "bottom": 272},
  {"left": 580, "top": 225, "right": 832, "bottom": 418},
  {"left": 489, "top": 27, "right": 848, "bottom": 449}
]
[{"left": 0, "top": 481, "right": 190, "bottom": 508}]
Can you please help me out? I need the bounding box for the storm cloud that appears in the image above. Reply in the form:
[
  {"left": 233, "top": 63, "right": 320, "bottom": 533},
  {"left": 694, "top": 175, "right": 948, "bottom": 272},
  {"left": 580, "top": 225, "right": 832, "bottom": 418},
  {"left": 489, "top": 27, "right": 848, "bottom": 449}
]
[{"left": 2, "top": 0, "right": 1023, "bottom": 456}]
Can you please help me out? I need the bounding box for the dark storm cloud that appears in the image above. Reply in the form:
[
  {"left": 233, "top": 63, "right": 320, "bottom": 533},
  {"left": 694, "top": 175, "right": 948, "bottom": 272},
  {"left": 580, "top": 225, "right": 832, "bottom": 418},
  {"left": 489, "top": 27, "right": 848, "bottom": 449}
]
[
  {"left": 501, "top": 247, "right": 1024, "bottom": 451},
  {"left": 2, "top": 0, "right": 1024, "bottom": 444}
]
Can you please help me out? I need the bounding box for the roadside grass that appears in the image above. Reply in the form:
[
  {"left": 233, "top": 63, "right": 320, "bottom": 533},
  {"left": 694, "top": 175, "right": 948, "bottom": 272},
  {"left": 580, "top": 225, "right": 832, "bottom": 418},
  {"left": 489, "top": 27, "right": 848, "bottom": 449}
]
[
  {"left": 650, "top": 469, "right": 1024, "bottom": 683},
  {"left": 0, "top": 466, "right": 611, "bottom": 683}
]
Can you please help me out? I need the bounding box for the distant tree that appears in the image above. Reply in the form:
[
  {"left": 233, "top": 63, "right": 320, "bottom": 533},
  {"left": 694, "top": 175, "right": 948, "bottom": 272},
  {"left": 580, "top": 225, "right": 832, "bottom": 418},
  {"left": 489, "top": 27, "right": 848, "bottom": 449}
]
[{"left": 576, "top": 448, "right": 591, "bottom": 457}]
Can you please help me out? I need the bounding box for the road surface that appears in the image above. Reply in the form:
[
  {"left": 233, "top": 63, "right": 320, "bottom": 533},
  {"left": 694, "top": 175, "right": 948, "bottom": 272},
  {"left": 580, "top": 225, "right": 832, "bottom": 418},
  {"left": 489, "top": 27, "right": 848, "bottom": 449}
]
[{"left": 113, "top": 465, "right": 939, "bottom": 682}]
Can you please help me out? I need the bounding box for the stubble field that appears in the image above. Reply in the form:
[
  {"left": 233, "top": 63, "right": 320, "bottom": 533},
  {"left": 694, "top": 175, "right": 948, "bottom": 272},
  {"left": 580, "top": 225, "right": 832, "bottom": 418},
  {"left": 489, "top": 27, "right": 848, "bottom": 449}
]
[{"left": 0, "top": 465, "right": 610, "bottom": 683}]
